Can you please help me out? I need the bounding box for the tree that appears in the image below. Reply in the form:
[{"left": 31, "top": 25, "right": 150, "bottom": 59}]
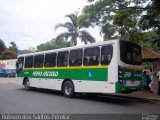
[
  {"left": 9, "top": 42, "right": 18, "bottom": 54},
  {"left": 36, "top": 39, "right": 69, "bottom": 52},
  {"left": 0, "top": 39, "right": 6, "bottom": 54},
  {"left": 78, "top": 0, "right": 159, "bottom": 51},
  {"left": 139, "top": 0, "right": 160, "bottom": 34},
  {"left": 139, "top": 0, "right": 160, "bottom": 50},
  {"left": 79, "top": 0, "right": 148, "bottom": 39},
  {"left": 17, "top": 48, "right": 36, "bottom": 55},
  {"left": 55, "top": 13, "right": 95, "bottom": 46},
  {"left": 27, "top": 46, "right": 36, "bottom": 53}
]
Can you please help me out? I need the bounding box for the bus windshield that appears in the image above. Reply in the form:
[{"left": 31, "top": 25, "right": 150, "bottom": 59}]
[{"left": 120, "top": 40, "right": 142, "bottom": 66}]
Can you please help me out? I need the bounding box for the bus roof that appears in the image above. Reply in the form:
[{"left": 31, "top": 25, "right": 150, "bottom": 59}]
[{"left": 18, "top": 39, "right": 122, "bottom": 57}]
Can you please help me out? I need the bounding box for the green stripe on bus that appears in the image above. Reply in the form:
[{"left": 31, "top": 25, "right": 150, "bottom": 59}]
[{"left": 17, "top": 67, "right": 108, "bottom": 81}]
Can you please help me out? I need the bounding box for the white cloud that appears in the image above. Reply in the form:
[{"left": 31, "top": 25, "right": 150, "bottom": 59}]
[{"left": 0, "top": 0, "right": 102, "bottom": 50}]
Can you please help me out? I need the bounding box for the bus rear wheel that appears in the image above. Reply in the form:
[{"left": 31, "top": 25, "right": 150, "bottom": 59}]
[
  {"left": 24, "top": 79, "right": 31, "bottom": 91},
  {"left": 62, "top": 81, "right": 75, "bottom": 98}
]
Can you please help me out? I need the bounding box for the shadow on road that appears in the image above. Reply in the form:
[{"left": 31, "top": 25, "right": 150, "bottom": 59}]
[
  {"left": 80, "top": 94, "right": 153, "bottom": 105},
  {"left": 18, "top": 87, "right": 63, "bottom": 96},
  {"left": 17, "top": 87, "right": 158, "bottom": 106}
]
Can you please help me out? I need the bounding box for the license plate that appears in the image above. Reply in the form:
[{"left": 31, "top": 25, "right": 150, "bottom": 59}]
[
  {"left": 130, "top": 81, "right": 135, "bottom": 84},
  {"left": 125, "top": 80, "right": 136, "bottom": 86}
]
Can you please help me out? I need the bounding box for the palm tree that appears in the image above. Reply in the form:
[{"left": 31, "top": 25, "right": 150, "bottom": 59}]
[{"left": 55, "top": 13, "right": 95, "bottom": 46}]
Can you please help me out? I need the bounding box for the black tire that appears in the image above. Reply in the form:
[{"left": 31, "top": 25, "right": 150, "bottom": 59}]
[
  {"left": 24, "top": 79, "right": 31, "bottom": 91},
  {"left": 62, "top": 81, "right": 75, "bottom": 98}
]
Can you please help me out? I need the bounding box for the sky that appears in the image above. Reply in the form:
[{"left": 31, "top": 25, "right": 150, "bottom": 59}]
[{"left": 0, "top": 0, "right": 102, "bottom": 50}]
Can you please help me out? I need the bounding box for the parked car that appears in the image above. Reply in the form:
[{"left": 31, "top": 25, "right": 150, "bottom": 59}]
[{"left": 0, "top": 69, "right": 15, "bottom": 77}]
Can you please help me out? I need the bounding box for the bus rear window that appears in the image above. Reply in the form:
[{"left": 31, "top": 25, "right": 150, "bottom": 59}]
[{"left": 120, "top": 41, "right": 142, "bottom": 66}]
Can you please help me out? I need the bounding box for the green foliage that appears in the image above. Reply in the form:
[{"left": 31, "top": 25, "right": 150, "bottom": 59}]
[
  {"left": 124, "top": 30, "right": 160, "bottom": 51},
  {"left": 18, "top": 47, "right": 36, "bottom": 54},
  {"left": 55, "top": 13, "right": 95, "bottom": 46},
  {"left": 0, "top": 39, "right": 6, "bottom": 54},
  {"left": 36, "top": 39, "right": 69, "bottom": 52},
  {"left": 101, "top": 24, "right": 117, "bottom": 40},
  {"left": 139, "top": 0, "right": 160, "bottom": 32},
  {"left": 80, "top": 0, "right": 148, "bottom": 39},
  {"left": 18, "top": 49, "right": 30, "bottom": 55},
  {"left": 9, "top": 42, "right": 18, "bottom": 54},
  {"left": 113, "top": 8, "right": 137, "bottom": 28},
  {"left": 0, "top": 39, "right": 18, "bottom": 60},
  {"left": 79, "top": 0, "right": 160, "bottom": 51},
  {"left": 77, "top": 13, "right": 93, "bottom": 28},
  {"left": 143, "top": 32, "right": 160, "bottom": 51}
]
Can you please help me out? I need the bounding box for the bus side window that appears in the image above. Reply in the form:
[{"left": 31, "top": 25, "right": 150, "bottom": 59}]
[
  {"left": 44, "top": 53, "right": 57, "bottom": 67},
  {"left": 57, "top": 51, "right": 68, "bottom": 67},
  {"left": 84, "top": 47, "right": 100, "bottom": 66},
  {"left": 69, "top": 49, "right": 82, "bottom": 66},
  {"left": 25, "top": 56, "right": 33, "bottom": 68},
  {"left": 34, "top": 55, "right": 44, "bottom": 68},
  {"left": 101, "top": 45, "right": 113, "bottom": 65}
]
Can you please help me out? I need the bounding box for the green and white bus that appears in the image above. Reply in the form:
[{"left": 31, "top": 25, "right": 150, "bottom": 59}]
[{"left": 16, "top": 40, "right": 142, "bottom": 97}]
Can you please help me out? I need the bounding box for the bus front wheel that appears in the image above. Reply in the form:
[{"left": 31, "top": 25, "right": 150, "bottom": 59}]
[
  {"left": 62, "top": 81, "right": 75, "bottom": 98},
  {"left": 24, "top": 79, "right": 31, "bottom": 91}
]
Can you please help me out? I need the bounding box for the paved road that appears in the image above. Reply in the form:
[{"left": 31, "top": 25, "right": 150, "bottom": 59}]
[{"left": 0, "top": 78, "right": 160, "bottom": 114}]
